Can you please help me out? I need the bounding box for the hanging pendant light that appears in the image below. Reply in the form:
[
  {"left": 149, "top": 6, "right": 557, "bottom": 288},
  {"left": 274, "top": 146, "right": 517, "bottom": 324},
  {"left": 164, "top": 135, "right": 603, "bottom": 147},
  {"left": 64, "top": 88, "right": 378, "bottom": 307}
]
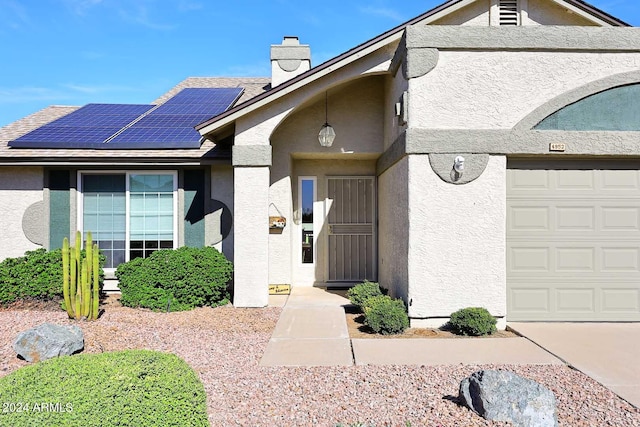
[{"left": 318, "top": 91, "right": 335, "bottom": 147}]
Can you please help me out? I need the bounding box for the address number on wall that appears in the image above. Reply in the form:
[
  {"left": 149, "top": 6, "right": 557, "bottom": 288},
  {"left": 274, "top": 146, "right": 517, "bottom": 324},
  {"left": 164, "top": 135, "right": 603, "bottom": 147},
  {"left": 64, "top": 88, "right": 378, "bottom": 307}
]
[{"left": 549, "top": 143, "right": 566, "bottom": 152}]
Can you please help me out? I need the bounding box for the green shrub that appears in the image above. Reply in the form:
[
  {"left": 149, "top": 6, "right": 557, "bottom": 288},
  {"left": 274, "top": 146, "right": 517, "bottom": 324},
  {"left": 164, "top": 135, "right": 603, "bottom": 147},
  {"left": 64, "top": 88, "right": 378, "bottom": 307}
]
[
  {"left": 362, "top": 294, "right": 391, "bottom": 313},
  {"left": 347, "top": 280, "right": 385, "bottom": 310},
  {"left": 449, "top": 307, "right": 497, "bottom": 336},
  {"left": 364, "top": 295, "right": 409, "bottom": 335},
  {"left": 116, "top": 246, "right": 233, "bottom": 312},
  {"left": 0, "top": 247, "right": 105, "bottom": 306},
  {"left": 0, "top": 350, "right": 208, "bottom": 427},
  {"left": 0, "top": 248, "right": 64, "bottom": 304}
]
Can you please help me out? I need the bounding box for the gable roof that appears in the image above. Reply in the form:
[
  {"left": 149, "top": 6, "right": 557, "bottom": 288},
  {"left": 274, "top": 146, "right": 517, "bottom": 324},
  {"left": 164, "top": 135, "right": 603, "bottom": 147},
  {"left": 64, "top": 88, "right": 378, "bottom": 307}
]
[{"left": 195, "top": 0, "right": 629, "bottom": 137}]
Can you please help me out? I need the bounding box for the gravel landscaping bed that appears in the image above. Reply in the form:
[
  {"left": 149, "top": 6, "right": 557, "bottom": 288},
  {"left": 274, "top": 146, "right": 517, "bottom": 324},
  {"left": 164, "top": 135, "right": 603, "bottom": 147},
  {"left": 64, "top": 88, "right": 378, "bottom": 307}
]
[{"left": 1, "top": 301, "right": 639, "bottom": 426}]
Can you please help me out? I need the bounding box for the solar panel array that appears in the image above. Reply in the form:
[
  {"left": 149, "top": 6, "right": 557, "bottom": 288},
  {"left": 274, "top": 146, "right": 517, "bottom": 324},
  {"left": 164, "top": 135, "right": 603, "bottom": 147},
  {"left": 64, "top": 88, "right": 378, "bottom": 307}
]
[
  {"left": 10, "top": 104, "right": 154, "bottom": 148},
  {"left": 108, "top": 88, "right": 243, "bottom": 149},
  {"left": 9, "top": 87, "right": 243, "bottom": 149}
]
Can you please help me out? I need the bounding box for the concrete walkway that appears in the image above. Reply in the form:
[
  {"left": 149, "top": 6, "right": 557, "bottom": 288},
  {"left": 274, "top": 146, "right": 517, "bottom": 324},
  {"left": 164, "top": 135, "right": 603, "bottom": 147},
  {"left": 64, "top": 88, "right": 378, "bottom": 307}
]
[
  {"left": 261, "top": 288, "right": 561, "bottom": 367},
  {"left": 510, "top": 322, "right": 640, "bottom": 409},
  {"left": 260, "top": 288, "right": 353, "bottom": 366},
  {"left": 261, "top": 288, "right": 640, "bottom": 409}
]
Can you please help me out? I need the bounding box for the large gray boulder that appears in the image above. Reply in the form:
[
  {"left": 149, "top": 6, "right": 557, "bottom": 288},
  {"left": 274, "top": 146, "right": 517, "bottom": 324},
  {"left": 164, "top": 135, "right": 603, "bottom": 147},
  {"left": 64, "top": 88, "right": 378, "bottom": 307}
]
[
  {"left": 459, "top": 370, "right": 558, "bottom": 427},
  {"left": 13, "top": 323, "right": 84, "bottom": 362}
]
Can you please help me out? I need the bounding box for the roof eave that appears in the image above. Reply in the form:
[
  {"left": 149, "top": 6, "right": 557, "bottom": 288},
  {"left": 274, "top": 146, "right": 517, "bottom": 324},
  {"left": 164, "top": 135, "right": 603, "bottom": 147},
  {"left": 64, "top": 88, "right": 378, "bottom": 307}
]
[
  {"left": 562, "top": 0, "right": 630, "bottom": 27},
  {"left": 195, "top": 0, "right": 629, "bottom": 136}
]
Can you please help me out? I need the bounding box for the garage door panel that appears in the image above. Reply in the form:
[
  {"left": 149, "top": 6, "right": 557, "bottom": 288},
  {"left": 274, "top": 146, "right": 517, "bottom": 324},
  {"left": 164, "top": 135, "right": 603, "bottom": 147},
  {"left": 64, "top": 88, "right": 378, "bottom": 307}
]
[
  {"left": 556, "top": 170, "right": 595, "bottom": 190},
  {"left": 602, "top": 289, "right": 640, "bottom": 312},
  {"left": 508, "top": 169, "right": 550, "bottom": 190},
  {"left": 556, "top": 206, "right": 595, "bottom": 230},
  {"left": 602, "top": 247, "right": 640, "bottom": 272},
  {"left": 509, "top": 247, "right": 550, "bottom": 272},
  {"left": 510, "top": 288, "right": 550, "bottom": 313},
  {"left": 602, "top": 170, "right": 640, "bottom": 190},
  {"left": 508, "top": 206, "right": 550, "bottom": 231},
  {"left": 507, "top": 165, "right": 640, "bottom": 321},
  {"left": 556, "top": 289, "right": 595, "bottom": 312},
  {"left": 556, "top": 247, "right": 595, "bottom": 272},
  {"left": 602, "top": 207, "right": 640, "bottom": 231}
]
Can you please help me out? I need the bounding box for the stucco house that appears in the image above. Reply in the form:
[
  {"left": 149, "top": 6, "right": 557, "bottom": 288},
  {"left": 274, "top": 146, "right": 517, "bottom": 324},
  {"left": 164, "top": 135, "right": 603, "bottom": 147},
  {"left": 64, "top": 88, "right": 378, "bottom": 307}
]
[{"left": 1, "top": 0, "right": 639, "bottom": 327}]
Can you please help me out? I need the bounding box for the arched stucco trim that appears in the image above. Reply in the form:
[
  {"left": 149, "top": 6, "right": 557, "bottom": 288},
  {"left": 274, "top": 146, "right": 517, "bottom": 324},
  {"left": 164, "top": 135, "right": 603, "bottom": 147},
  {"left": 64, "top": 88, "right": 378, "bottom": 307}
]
[
  {"left": 267, "top": 73, "right": 388, "bottom": 144},
  {"left": 514, "top": 70, "right": 640, "bottom": 131}
]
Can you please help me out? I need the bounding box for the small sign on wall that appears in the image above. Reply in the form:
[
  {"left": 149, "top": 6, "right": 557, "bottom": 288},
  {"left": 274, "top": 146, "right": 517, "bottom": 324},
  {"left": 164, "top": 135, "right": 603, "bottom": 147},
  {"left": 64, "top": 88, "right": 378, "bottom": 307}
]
[
  {"left": 549, "top": 143, "right": 566, "bottom": 152},
  {"left": 269, "top": 216, "right": 286, "bottom": 229},
  {"left": 269, "top": 284, "right": 291, "bottom": 295}
]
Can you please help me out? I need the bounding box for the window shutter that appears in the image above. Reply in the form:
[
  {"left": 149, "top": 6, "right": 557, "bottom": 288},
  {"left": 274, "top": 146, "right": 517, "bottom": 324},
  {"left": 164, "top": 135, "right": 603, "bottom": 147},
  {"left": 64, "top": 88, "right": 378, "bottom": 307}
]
[{"left": 499, "top": 0, "right": 519, "bottom": 26}]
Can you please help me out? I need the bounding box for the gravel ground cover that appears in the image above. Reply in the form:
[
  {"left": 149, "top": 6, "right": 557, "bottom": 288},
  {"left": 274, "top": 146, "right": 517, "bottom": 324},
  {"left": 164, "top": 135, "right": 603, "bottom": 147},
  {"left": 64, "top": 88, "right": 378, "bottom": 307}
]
[{"left": 1, "top": 301, "right": 639, "bottom": 426}]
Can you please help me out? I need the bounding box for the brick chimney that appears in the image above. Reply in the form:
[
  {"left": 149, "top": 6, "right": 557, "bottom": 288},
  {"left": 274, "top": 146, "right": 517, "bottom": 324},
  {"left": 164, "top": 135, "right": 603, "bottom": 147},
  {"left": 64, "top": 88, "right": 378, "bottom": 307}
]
[{"left": 270, "top": 36, "right": 311, "bottom": 87}]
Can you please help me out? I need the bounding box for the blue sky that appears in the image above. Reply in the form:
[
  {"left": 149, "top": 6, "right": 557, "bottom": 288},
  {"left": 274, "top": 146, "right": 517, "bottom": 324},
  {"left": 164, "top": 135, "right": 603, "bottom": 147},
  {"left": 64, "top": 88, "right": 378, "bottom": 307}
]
[{"left": 0, "top": 0, "right": 637, "bottom": 128}]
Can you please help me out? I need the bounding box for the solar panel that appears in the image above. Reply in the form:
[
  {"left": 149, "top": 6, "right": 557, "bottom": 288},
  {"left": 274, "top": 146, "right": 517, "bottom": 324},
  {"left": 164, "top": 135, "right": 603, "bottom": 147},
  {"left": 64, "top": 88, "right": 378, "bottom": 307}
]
[
  {"left": 9, "top": 104, "right": 155, "bottom": 148},
  {"left": 162, "top": 87, "right": 243, "bottom": 105},
  {"left": 107, "top": 87, "right": 243, "bottom": 148},
  {"left": 9, "top": 87, "right": 243, "bottom": 149},
  {"left": 133, "top": 114, "right": 213, "bottom": 128},
  {"left": 11, "top": 127, "right": 126, "bottom": 147},
  {"left": 107, "top": 127, "right": 202, "bottom": 149},
  {"left": 68, "top": 104, "right": 155, "bottom": 116}
]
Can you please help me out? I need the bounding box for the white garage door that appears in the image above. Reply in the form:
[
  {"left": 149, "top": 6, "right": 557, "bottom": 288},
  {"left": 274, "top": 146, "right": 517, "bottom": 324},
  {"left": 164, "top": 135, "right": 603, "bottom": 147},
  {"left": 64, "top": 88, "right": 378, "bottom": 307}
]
[{"left": 507, "top": 160, "right": 640, "bottom": 321}]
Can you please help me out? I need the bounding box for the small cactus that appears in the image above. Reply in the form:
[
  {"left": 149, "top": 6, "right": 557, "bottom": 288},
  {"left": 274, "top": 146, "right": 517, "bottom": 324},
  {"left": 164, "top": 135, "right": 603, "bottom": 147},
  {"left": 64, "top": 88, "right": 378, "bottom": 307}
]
[{"left": 62, "top": 231, "right": 101, "bottom": 320}]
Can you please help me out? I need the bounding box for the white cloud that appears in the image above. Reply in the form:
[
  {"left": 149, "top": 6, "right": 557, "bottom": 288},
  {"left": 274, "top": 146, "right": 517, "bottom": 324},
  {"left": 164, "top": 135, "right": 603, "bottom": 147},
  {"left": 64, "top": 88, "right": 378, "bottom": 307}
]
[
  {"left": 178, "top": 0, "right": 203, "bottom": 12},
  {"left": 115, "top": 3, "right": 176, "bottom": 30},
  {"left": 0, "top": 0, "right": 31, "bottom": 30},
  {"left": 0, "top": 86, "right": 71, "bottom": 103},
  {"left": 62, "top": 0, "right": 104, "bottom": 16},
  {"left": 80, "top": 51, "right": 106, "bottom": 60},
  {"left": 225, "top": 62, "right": 271, "bottom": 78},
  {"left": 62, "top": 0, "right": 176, "bottom": 30},
  {"left": 359, "top": 6, "right": 404, "bottom": 22},
  {"left": 62, "top": 83, "right": 138, "bottom": 94}
]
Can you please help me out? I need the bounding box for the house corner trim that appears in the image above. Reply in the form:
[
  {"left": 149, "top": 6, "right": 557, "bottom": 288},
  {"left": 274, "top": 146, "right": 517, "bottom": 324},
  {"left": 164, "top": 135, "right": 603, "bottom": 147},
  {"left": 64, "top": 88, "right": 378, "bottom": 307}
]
[{"left": 232, "top": 145, "right": 273, "bottom": 167}]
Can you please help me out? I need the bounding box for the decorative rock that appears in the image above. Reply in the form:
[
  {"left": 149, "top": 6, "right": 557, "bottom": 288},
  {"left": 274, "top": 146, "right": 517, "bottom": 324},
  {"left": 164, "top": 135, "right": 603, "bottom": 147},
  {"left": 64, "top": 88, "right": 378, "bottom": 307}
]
[
  {"left": 459, "top": 370, "right": 558, "bottom": 427},
  {"left": 13, "top": 323, "right": 84, "bottom": 362}
]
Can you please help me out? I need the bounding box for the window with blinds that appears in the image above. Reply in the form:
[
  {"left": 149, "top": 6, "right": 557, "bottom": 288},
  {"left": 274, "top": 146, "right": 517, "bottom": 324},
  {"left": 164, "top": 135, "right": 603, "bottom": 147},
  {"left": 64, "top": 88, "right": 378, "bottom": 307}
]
[{"left": 81, "top": 172, "right": 177, "bottom": 269}]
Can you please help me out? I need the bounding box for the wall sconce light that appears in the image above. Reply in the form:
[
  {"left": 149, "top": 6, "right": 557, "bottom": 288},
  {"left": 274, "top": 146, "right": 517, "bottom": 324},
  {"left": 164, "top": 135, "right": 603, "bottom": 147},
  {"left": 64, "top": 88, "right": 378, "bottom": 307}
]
[
  {"left": 318, "top": 92, "right": 336, "bottom": 147},
  {"left": 454, "top": 156, "right": 465, "bottom": 173},
  {"left": 453, "top": 156, "right": 465, "bottom": 180}
]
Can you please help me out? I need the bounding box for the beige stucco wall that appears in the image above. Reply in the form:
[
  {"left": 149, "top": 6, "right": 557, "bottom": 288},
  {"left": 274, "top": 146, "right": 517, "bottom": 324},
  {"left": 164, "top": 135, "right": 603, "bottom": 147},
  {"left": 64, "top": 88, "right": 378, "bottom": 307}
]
[
  {"left": 384, "top": 73, "right": 409, "bottom": 151},
  {"left": 233, "top": 166, "right": 270, "bottom": 307},
  {"left": 431, "top": 0, "right": 490, "bottom": 26},
  {"left": 526, "top": 0, "right": 597, "bottom": 26},
  {"left": 378, "top": 157, "right": 409, "bottom": 302},
  {"left": 0, "top": 167, "right": 44, "bottom": 260},
  {"left": 271, "top": 76, "right": 386, "bottom": 157},
  {"left": 268, "top": 153, "right": 293, "bottom": 286},
  {"left": 209, "top": 165, "right": 234, "bottom": 262},
  {"left": 267, "top": 76, "right": 385, "bottom": 287},
  {"left": 230, "top": 47, "right": 393, "bottom": 306},
  {"left": 407, "top": 155, "right": 506, "bottom": 326},
  {"left": 410, "top": 51, "right": 640, "bottom": 129},
  {"left": 430, "top": 0, "right": 598, "bottom": 27}
]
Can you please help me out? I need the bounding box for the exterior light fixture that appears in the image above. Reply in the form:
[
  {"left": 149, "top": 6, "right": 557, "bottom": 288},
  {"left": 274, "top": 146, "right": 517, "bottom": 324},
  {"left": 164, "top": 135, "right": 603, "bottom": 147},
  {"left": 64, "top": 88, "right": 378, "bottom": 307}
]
[
  {"left": 454, "top": 156, "right": 465, "bottom": 174},
  {"left": 318, "top": 92, "right": 335, "bottom": 147}
]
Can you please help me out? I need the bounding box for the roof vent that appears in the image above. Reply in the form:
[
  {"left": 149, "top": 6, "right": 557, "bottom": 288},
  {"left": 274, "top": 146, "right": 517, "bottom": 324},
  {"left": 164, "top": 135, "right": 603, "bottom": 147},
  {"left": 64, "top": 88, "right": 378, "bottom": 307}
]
[
  {"left": 270, "top": 36, "right": 311, "bottom": 87},
  {"left": 499, "top": 0, "right": 519, "bottom": 26}
]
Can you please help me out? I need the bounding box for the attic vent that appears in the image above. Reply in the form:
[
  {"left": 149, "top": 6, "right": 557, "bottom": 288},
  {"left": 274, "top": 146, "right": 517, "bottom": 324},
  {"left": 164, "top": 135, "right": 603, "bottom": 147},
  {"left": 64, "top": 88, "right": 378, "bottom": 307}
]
[{"left": 499, "top": 0, "right": 519, "bottom": 26}]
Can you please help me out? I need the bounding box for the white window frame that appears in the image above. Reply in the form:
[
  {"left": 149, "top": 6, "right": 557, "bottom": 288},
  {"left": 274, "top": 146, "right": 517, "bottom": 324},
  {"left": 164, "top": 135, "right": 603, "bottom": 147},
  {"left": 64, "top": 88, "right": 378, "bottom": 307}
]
[
  {"left": 298, "top": 176, "right": 318, "bottom": 266},
  {"left": 77, "top": 170, "right": 179, "bottom": 273}
]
